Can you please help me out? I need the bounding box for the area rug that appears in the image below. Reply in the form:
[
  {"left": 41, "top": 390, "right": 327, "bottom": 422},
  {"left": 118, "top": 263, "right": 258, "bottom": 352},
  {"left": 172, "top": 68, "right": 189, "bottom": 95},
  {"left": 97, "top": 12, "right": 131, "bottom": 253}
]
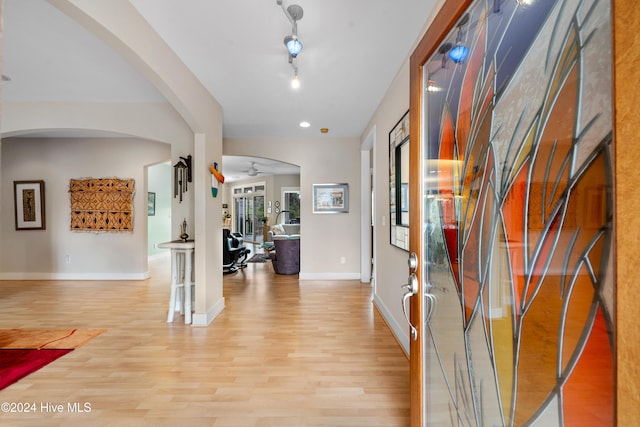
[
  {"left": 0, "top": 328, "right": 105, "bottom": 349},
  {"left": 0, "top": 329, "right": 105, "bottom": 390},
  {"left": 0, "top": 349, "right": 72, "bottom": 390},
  {"left": 246, "top": 253, "right": 271, "bottom": 263}
]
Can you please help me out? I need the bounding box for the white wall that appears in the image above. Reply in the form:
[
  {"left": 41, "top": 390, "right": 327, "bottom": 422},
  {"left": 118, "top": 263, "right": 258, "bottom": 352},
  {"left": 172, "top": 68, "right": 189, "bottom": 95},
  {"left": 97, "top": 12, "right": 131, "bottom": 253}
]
[
  {"left": 147, "top": 161, "right": 171, "bottom": 256},
  {"left": 224, "top": 137, "right": 361, "bottom": 280},
  {"left": 364, "top": 58, "right": 413, "bottom": 353},
  {"left": 0, "top": 137, "right": 170, "bottom": 279}
]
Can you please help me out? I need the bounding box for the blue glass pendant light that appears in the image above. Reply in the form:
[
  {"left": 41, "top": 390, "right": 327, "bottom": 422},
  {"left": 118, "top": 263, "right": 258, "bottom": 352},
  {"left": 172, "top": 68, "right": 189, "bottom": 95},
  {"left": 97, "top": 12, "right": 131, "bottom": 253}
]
[{"left": 449, "top": 13, "right": 470, "bottom": 64}]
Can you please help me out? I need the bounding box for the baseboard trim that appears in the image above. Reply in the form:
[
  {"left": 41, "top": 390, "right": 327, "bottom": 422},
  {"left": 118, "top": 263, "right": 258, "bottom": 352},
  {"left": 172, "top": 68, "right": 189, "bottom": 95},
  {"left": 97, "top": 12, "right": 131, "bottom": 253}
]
[
  {"left": 0, "top": 272, "right": 150, "bottom": 281},
  {"left": 192, "top": 297, "right": 225, "bottom": 326},
  {"left": 372, "top": 294, "right": 410, "bottom": 357},
  {"left": 298, "top": 272, "right": 361, "bottom": 281}
]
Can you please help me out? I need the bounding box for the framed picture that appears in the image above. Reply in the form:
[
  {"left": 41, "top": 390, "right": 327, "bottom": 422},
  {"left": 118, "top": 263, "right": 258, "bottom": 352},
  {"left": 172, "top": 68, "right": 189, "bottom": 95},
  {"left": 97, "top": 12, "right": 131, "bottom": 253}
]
[
  {"left": 14, "top": 180, "right": 46, "bottom": 230},
  {"left": 313, "top": 183, "right": 349, "bottom": 213},
  {"left": 389, "top": 109, "right": 410, "bottom": 250},
  {"left": 148, "top": 192, "right": 156, "bottom": 216}
]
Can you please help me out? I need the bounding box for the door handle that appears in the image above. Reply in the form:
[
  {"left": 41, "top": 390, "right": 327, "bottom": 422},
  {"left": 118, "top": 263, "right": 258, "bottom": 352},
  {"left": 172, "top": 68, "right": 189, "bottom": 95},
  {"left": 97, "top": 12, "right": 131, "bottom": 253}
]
[
  {"left": 401, "top": 274, "right": 419, "bottom": 341},
  {"left": 424, "top": 282, "right": 437, "bottom": 323}
]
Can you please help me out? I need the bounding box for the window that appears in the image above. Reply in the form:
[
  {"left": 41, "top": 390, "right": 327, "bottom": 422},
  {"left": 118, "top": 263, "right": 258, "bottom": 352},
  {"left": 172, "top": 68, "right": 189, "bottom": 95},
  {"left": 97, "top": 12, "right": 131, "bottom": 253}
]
[{"left": 282, "top": 187, "right": 300, "bottom": 224}]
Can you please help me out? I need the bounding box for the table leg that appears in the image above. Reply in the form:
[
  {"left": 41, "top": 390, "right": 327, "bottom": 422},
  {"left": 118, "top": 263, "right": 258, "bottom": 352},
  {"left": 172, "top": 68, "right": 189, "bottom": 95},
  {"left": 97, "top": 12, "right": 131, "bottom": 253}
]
[
  {"left": 167, "top": 252, "right": 178, "bottom": 322},
  {"left": 184, "top": 249, "right": 193, "bottom": 325}
]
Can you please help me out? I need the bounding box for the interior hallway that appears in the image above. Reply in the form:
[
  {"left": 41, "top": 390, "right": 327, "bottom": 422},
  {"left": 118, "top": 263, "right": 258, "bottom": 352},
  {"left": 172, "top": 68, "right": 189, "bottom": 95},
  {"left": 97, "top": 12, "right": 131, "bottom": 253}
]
[{"left": 0, "top": 253, "right": 409, "bottom": 427}]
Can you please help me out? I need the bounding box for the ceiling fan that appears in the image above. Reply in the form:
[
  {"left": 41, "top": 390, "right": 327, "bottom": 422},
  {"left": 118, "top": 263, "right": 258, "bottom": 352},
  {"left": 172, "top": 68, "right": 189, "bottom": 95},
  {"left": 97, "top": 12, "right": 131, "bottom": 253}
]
[{"left": 244, "top": 162, "right": 264, "bottom": 176}]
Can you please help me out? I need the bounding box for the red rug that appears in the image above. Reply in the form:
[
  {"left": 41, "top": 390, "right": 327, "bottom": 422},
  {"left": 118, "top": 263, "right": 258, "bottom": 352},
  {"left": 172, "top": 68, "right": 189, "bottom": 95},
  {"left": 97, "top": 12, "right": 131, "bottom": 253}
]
[
  {"left": 0, "top": 329, "right": 105, "bottom": 390},
  {"left": 0, "top": 349, "right": 72, "bottom": 390}
]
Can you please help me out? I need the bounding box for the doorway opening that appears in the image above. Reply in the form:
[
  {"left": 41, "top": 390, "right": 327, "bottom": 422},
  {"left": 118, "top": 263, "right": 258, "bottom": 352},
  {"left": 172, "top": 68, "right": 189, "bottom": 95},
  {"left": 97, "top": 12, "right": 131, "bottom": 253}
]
[{"left": 232, "top": 182, "right": 266, "bottom": 244}]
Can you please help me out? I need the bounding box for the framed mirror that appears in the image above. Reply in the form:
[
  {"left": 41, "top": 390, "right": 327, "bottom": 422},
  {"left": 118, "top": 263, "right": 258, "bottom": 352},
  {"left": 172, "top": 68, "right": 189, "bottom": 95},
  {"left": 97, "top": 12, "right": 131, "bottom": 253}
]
[{"left": 389, "top": 110, "right": 410, "bottom": 250}]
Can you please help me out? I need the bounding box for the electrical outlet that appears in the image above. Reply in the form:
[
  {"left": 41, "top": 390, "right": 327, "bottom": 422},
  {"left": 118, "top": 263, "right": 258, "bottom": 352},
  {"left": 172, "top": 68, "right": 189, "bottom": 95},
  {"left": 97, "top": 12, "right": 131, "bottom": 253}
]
[
  {"left": 65, "top": 255, "right": 71, "bottom": 264},
  {"left": 340, "top": 256, "right": 346, "bottom": 265}
]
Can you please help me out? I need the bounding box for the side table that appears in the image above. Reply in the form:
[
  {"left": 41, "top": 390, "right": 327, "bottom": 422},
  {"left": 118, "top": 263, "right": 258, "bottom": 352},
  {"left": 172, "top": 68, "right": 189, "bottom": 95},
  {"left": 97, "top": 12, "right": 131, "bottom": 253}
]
[{"left": 158, "top": 240, "right": 195, "bottom": 324}]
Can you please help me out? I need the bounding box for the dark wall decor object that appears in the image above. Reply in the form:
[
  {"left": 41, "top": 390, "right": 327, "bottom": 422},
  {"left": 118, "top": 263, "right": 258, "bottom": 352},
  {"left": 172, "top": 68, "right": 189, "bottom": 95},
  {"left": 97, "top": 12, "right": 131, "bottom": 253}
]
[
  {"left": 389, "top": 109, "right": 409, "bottom": 250},
  {"left": 148, "top": 192, "right": 156, "bottom": 216},
  {"left": 173, "top": 154, "right": 192, "bottom": 202},
  {"left": 14, "top": 180, "right": 46, "bottom": 230}
]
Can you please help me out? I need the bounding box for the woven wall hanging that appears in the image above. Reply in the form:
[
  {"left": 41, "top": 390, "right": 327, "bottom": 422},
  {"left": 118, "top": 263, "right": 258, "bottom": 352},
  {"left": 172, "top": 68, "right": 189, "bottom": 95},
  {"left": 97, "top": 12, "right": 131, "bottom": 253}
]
[{"left": 69, "top": 178, "right": 135, "bottom": 232}]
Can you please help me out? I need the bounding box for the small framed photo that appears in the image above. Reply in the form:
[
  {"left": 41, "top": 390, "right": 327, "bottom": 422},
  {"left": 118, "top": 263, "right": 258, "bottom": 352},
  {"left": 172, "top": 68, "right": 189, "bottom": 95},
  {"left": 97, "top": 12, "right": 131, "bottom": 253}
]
[
  {"left": 14, "top": 180, "right": 46, "bottom": 230},
  {"left": 148, "top": 192, "right": 156, "bottom": 216},
  {"left": 313, "top": 183, "right": 349, "bottom": 213}
]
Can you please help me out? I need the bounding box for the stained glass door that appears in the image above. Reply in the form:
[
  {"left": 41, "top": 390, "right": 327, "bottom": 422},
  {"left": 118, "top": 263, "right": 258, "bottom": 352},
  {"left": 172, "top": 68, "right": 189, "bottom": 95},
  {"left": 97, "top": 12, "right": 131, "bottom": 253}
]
[{"left": 411, "top": 0, "right": 615, "bottom": 425}]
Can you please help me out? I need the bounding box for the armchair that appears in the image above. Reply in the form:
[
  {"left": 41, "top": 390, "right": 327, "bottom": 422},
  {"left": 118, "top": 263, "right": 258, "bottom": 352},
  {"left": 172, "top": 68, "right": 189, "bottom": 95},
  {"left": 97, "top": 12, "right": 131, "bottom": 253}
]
[
  {"left": 223, "top": 229, "right": 250, "bottom": 274},
  {"left": 268, "top": 238, "right": 300, "bottom": 275}
]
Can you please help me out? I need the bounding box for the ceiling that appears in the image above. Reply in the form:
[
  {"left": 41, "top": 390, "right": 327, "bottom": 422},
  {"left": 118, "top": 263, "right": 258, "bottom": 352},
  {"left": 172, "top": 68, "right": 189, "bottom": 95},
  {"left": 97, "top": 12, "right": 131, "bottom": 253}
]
[
  {"left": 221, "top": 156, "right": 300, "bottom": 184},
  {"left": 1, "top": 0, "right": 437, "bottom": 179}
]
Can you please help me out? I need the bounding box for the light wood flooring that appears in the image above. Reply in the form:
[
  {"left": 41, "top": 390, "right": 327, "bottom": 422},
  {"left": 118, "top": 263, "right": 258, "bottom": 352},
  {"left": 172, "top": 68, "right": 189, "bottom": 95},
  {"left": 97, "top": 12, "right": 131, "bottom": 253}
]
[{"left": 0, "top": 252, "right": 410, "bottom": 426}]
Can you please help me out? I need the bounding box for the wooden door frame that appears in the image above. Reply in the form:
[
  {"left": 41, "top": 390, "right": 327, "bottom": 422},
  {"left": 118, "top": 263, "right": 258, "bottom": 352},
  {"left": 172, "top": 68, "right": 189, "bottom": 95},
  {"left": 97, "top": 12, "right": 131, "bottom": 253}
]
[
  {"left": 613, "top": 0, "right": 640, "bottom": 423},
  {"left": 408, "top": 0, "right": 639, "bottom": 425}
]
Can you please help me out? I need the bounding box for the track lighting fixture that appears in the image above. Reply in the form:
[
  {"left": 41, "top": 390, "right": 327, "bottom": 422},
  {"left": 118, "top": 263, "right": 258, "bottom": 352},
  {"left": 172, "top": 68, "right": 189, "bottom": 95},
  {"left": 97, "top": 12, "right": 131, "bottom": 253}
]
[{"left": 277, "top": 1, "right": 304, "bottom": 88}]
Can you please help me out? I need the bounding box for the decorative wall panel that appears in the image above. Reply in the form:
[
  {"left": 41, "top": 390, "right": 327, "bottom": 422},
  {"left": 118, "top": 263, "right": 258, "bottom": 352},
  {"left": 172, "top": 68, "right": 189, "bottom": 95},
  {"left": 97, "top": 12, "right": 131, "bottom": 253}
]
[
  {"left": 69, "top": 178, "right": 135, "bottom": 232},
  {"left": 420, "top": 0, "right": 613, "bottom": 425}
]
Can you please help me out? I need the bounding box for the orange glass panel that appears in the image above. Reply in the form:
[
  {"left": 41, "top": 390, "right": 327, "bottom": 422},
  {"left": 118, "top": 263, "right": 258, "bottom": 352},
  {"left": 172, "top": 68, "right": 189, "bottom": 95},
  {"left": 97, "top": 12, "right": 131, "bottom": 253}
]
[
  {"left": 514, "top": 224, "right": 564, "bottom": 425},
  {"left": 562, "top": 309, "right": 613, "bottom": 426},
  {"left": 502, "top": 167, "right": 528, "bottom": 315}
]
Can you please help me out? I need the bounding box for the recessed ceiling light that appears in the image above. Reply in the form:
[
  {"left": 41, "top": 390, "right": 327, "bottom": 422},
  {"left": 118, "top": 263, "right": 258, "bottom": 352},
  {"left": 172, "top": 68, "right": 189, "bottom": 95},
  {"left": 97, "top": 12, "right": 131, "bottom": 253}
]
[{"left": 299, "top": 121, "right": 310, "bottom": 128}]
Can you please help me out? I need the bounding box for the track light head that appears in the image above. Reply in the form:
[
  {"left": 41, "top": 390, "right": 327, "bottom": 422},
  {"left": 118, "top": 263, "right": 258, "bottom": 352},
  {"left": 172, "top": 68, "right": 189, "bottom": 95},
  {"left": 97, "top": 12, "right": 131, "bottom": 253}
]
[{"left": 284, "top": 35, "right": 303, "bottom": 57}]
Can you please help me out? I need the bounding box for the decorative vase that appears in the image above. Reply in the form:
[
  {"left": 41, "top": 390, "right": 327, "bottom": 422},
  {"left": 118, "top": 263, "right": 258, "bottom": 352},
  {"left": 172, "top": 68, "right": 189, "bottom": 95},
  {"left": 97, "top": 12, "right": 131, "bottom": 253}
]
[{"left": 180, "top": 219, "right": 189, "bottom": 242}]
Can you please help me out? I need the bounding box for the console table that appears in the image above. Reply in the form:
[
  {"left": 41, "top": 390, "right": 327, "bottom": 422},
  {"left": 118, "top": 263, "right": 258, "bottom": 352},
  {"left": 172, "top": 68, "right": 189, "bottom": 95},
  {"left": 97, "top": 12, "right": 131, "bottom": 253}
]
[{"left": 158, "top": 240, "right": 195, "bottom": 324}]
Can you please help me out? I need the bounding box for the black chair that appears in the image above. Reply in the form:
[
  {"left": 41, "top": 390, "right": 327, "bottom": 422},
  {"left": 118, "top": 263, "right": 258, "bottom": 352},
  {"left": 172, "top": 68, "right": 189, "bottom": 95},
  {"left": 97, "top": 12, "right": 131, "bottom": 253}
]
[{"left": 223, "top": 229, "right": 250, "bottom": 274}]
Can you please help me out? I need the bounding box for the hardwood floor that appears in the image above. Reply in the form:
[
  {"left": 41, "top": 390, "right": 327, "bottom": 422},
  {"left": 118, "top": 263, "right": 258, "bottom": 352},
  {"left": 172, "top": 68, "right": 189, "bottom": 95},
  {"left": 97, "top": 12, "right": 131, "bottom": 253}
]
[{"left": 0, "top": 253, "right": 410, "bottom": 426}]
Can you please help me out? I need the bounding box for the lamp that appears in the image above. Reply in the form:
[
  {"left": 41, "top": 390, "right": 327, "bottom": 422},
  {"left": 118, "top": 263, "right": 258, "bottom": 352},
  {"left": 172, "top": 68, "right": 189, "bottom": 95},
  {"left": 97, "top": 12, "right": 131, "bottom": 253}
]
[
  {"left": 291, "top": 69, "right": 300, "bottom": 88},
  {"left": 277, "top": 1, "right": 304, "bottom": 87},
  {"left": 449, "top": 45, "right": 469, "bottom": 63},
  {"left": 275, "top": 210, "right": 290, "bottom": 224},
  {"left": 284, "top": 35, "right": 303, "bottom": 58},
  {"left": 449, "top": 13, "right": 470, "bottom": 64}
]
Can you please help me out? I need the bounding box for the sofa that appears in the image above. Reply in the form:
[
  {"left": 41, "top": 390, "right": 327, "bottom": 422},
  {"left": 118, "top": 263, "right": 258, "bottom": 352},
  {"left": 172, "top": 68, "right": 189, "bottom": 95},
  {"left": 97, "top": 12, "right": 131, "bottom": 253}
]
[{"left": 267, "top": 223, "right": 301, "bottom": 241}]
